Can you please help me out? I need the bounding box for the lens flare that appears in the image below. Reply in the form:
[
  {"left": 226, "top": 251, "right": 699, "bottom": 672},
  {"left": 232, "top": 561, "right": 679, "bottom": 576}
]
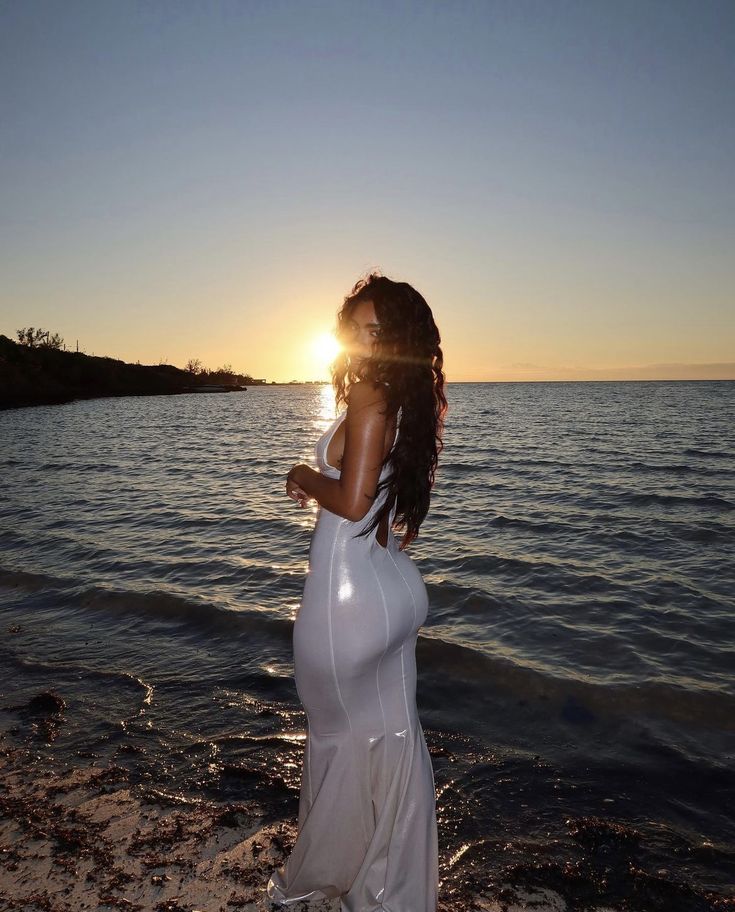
[{"left": 311, "top": 332, "right": 341, "bottom": 363}]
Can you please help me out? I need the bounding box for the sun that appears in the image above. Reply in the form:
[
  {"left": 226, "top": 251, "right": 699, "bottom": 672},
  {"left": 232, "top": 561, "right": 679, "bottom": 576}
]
[{"left": 311, "top": 332, "right": 341, "bottom": 363}]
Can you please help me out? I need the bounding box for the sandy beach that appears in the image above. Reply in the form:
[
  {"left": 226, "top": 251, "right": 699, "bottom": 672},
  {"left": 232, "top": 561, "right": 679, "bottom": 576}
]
[
  {"left": 0, "top": 736, "right": 595, "bottom": 912},
  {"left": 0, "top": 738, "right": 328, "bottom": 912}
]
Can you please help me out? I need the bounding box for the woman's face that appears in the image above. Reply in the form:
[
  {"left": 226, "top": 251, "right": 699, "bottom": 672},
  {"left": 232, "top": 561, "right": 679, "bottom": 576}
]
[{"left": 343, "top": 299, "right": 382, "bottom": 366}]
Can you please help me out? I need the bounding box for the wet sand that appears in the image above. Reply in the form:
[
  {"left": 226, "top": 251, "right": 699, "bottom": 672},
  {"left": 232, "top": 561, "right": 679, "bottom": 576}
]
[
  {"left": 0, "top": 737, "right": 598, "bottom": 912},
  {"left": 0, "top": 739, "right": 336, "bottom": 912}
]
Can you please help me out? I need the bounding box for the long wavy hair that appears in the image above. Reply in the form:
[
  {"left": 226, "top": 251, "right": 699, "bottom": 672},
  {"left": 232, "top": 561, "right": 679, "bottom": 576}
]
[{"left": 329, "top": 272, "right": 447, "bottom": 550}]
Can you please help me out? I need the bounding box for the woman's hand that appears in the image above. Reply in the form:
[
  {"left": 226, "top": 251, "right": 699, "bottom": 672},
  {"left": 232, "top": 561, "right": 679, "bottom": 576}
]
[{"left": 286, "top": 464, "right": 311, "bottom": 508}]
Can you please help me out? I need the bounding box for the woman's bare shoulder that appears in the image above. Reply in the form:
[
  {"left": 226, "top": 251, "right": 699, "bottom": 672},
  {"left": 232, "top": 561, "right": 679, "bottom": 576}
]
[{"left": 346, "top": 380, "right": 389, "bottom": 411}]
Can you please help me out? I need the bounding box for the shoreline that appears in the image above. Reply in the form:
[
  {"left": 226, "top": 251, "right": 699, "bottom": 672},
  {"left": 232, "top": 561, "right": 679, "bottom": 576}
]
[
  {"left": 1, "top": 570, "right": 734, "bottom": 911},
  {"left": 0, "top": 331, "right": 331, "bottom": 412},
  {"left": 0, "top": 382, "right": 326, "bottom": 413},
  {"left": 0, "top": 736, "right": 598, "bottom": 912}
]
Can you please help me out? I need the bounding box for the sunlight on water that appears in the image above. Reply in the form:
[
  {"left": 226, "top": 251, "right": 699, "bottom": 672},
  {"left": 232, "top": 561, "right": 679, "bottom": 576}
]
[
  {"left": 318, "top": 381, "right": 340, "bottom": 426},
  {"left": 296, "top": 383, "right": 341, "bottom": 469}
]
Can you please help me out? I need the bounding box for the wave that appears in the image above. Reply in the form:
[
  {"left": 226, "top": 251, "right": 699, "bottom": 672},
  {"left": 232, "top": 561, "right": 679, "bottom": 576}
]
[
  {"left": 2, "top": 564, "right": 734, "bottom": 734},
  {"left": 683, "top": 447, "right": 733, "bottom": 460},
  {"left": 415, "top": 634, "right": 735, "bottom": 733},
  {"left": 617, "top": 490, "right": 733, "bottom": 510},
  {"left": 0, "top": 564, "right": 294, "bottom": 643}
]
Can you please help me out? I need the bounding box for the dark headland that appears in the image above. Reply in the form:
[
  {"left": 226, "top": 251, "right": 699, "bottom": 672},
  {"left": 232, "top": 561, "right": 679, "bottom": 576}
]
[{"left": 0, "top": 335, "right": 322, "bottom": 411}]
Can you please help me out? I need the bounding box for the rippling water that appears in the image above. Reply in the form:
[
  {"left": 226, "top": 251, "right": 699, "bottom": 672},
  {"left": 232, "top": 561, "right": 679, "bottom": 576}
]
[{"left": 1, "top": 381, "right": 734, "bottom": 909}]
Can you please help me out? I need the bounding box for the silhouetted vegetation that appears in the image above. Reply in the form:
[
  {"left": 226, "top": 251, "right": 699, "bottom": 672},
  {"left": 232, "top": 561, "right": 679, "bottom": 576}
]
[
  {"left": 186, "top": 359, "right": 253, "bottom": 386},
  {"left": 16, "top": 327, "right": 64, "bottom": 349},
  {"left": 0, "top": 334, "right": 257, "bottom": 410}
]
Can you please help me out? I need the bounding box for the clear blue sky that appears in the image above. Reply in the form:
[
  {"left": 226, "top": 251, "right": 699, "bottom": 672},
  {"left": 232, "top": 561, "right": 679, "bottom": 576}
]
[{"left": 1, "top": 0, "right": 733, "bottom": 381}]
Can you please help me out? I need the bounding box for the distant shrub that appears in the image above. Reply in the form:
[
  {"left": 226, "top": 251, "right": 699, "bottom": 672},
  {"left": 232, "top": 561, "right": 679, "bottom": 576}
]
[{"left": 16, "top": 327, "right": 64, "bottom": 349}]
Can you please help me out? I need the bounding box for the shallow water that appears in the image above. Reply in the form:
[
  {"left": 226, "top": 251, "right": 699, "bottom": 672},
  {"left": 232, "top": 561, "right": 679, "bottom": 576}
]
[{"left": 1, "top": 381, "right": 734, "bottom": 909}]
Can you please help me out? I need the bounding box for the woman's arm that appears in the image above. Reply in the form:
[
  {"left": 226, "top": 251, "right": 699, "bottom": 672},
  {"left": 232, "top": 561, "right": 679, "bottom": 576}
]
[{"left": 287, "top": 382, "right": 389, "bottom": 521}]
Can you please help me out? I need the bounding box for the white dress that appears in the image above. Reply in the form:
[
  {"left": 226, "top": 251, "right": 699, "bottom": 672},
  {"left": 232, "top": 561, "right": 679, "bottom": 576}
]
[{"left": 267, "top": 406, "right": 439, "bottom": 911}]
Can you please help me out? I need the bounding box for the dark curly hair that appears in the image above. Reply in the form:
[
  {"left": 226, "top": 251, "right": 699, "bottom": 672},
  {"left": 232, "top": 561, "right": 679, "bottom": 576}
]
[{"left": 329, "top": 272, "right": 447, "bottom": 550}]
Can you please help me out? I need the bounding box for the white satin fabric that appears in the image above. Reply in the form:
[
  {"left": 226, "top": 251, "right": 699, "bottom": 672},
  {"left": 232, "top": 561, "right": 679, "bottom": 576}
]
[{"left": 267, "top": 406, "right": 439, "bottom": 911}]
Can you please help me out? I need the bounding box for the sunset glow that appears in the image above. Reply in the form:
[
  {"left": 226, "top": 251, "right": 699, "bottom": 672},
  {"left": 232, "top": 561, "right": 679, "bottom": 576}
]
[
  {"left": 0, "top": 4, "right": 732, "bottom": 382},
  {"left": 311, "top": 332, "right": 342, "bottom": 366}
]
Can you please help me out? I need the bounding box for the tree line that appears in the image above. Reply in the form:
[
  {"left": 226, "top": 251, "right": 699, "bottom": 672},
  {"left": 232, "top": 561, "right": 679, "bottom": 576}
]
[{"left": 15, "top": 327, "right": 255, "bottom": 385}]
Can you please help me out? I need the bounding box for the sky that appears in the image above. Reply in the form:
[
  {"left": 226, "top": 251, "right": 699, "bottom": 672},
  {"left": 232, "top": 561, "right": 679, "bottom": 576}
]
[{"left": 1, "top": 0, "right": 733, "bottom": 382}]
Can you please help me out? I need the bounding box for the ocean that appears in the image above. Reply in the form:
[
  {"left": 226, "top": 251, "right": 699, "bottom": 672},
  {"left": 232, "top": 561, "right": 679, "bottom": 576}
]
[{"left": 1, "top": 380, "right": 733, "bottom": 910}]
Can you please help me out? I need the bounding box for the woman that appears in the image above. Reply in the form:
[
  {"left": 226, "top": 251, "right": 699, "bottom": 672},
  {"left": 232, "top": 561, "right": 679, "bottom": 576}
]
[{"left": 267, "top": 272, "right": 447, "bottom": 911}]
